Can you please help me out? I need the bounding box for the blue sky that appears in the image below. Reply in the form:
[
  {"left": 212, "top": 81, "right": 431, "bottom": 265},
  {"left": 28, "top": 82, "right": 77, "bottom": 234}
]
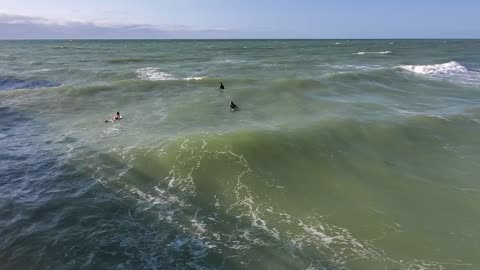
[{"left": 1, "top": 0, "right": 479, "bottom": 38}]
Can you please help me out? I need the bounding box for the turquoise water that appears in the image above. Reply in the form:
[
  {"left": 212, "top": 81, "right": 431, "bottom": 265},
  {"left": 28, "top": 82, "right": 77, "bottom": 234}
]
[{"left": 1, "top": 40, "right": 480, "bottom": 270}]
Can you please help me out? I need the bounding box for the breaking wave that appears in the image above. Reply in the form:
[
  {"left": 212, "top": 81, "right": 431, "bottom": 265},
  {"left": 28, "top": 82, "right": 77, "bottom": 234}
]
[
  {"left": 353, "top": 51, "right": 392, "bottom": 55},
  {"left": 136, "top": 67, "right": 176, "bottom": 81},
  {"left": 67, "top": 117, "right": 475, "bottom": 269},
  {"left": 136, "top": 67, "right": 206, "bottom": 81},
  {"left": 397, "top": 61, "right": 480, "bottom": 86},
  {"left": 398, "top": 61, "right": 468, "bottom": 75}
]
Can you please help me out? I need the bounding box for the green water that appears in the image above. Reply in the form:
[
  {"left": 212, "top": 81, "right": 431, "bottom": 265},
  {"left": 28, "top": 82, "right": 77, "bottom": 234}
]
[{"left": 1, "top": 40, "right": 480, "bottom": 270}]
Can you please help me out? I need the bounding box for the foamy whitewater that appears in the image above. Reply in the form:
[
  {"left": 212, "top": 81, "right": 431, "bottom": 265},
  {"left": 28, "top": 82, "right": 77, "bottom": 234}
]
[
  {"left": 399, "top": 61, "right": 468, "bottom": 75},
  {"left": 1, "top": 40, "right": 480, "bottom": 270},
  {"left": 398, "top": 61, "right": 480, "bottom": 85},
  {"left": 354, "top": 51, "right": 392, "bottom": 55}
]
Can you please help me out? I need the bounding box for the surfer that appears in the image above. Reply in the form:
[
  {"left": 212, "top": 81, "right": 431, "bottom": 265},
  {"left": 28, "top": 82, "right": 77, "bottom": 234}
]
[
  {"left": 229, "top": 101, "right": 239, "bottom": 112},
  {"left": 219, "top": 82, "right": 225, "bottom": 90},
  {"left": 105, "top": 112, "right": 121, "bottom": 123}
]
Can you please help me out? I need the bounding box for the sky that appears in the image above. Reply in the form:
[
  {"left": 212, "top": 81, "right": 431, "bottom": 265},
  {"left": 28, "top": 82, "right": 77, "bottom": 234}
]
[{"left": 0, "top": 0, "right": 479, "bottom": 39}]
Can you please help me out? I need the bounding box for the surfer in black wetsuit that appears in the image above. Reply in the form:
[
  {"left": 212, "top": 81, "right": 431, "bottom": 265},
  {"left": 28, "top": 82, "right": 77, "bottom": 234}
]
[
  {"left": 113, "top": 112, "right": 121, "bottom": 121},
  {"left": 105, "top": 112, "right": 121, "bottom": 122},
  {"left": 230, "top": 101, "right": 239, "bottom": 111},
  {"left": 219, "top": 82, "right": 225, "bottom": 90}
]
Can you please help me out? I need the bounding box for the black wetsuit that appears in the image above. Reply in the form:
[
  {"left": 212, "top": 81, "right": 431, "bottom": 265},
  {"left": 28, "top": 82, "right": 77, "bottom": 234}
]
[{"left": 230, "top": 102, "right": 239, "bottom": 111}]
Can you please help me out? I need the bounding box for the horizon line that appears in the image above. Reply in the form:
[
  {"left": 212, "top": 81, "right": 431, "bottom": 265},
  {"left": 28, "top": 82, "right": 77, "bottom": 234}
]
[{"left": 1, "top": 38, "right": 480, "bottom": 41}]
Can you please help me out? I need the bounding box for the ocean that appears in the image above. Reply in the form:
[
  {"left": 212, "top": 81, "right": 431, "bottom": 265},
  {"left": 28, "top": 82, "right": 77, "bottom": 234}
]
[{"left": 0, "top": 40, "right": 479, "bottom": 270}]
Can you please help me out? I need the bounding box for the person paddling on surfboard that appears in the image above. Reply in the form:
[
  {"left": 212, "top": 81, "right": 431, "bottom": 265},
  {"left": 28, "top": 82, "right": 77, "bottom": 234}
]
[
  {"left": 219, "top": 82, "right": 225, "bottom": 90},
  {"left": 105, "top": 112, "right": 122, "bottom": 123},
  {"left": 230, "top": 101, "right": 239, "bottom": 112}
]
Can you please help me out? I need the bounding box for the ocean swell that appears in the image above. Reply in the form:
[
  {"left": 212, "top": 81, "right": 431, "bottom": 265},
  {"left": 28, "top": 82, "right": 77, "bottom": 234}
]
[
  {"left": 79, "top": 117, "right": 473, "bottom": 270},
  {"left": 0, "top": 76, "right": 61, "bottom": 91},
  {"left": 108, "top": 57, "right": 145, "bottom": 64}
]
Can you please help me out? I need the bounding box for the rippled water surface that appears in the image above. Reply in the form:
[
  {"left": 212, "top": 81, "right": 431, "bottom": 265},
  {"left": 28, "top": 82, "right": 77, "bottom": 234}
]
[{"left": 1, "top": 40, "right": 480, "bottom": 270}]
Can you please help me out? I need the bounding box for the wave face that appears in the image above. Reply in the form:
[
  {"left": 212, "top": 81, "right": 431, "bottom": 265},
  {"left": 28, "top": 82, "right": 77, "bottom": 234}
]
[
  {"left": 53, "top": 117, "right": 479, "bottom": 270},
  {"left": 1, "top": 39, "right": 480, "bottom": 270}
]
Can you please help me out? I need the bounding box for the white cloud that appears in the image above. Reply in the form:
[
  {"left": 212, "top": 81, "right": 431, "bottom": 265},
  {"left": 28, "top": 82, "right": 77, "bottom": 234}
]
[
  {"left": 0, "top": 13, "right": 49, "bottom": 25},
  {"left": 0, "top": 12, "right": 233, "bottom": 39}
]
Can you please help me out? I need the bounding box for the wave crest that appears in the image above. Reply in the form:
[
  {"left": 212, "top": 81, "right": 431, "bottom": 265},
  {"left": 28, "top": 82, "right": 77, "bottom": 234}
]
[
  {"left": 136, "top": 67, "right": 176, "bottom": 81},
  {"left": 184, "top": 76, "right": 206, "bottom": 81},
  {"left": 136, "top": 68, "right": 207, "bottom": 81},
  {"left": 397, "top": 61, "right": 480, "bottom": 86},
  {"left": 398, "top": 61, "right": 468, "bottom": 75},
  {"left": 353, "top": 51, "right": 392, "bottom": 55}
]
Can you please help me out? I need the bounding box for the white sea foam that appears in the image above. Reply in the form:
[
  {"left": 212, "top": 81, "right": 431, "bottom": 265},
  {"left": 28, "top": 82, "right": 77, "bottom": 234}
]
[
  {"left": 92, "top": 138, "right": 465, "bottom": 270},
  {"left": 136, "top": 67, "right": 175, "bottom": 81},
  {"left": 33, "top": 69, "right": 51, "bottom": 73},
  {"left": 183, "top": 76, "right": 206, "bottom": 81},
  {"left": 213, "top": 58, "right": 248, "bottom": 64},
  {"left": 398, "top": 61, "right": 468, "bottom": 75},
  {"left": 136, "top": 68, "right": 206, "bottom": 81},
  {"left": 398, "top": 61, "right": 480, "bottom": 86},
  {"left": 354, "top": 51, "right": 392, "bottom": 55},
  {"left": 326, "top": 64, "right": 383, "bottom": 70}
]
